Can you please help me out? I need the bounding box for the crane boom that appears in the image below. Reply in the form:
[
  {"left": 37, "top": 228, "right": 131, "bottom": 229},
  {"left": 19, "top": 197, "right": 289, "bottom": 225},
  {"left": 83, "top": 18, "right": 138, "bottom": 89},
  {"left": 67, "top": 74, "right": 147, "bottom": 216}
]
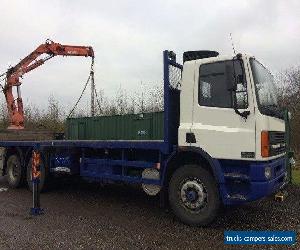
[{"left": 3, "top": 39, "right": 94, "bottom": 129}]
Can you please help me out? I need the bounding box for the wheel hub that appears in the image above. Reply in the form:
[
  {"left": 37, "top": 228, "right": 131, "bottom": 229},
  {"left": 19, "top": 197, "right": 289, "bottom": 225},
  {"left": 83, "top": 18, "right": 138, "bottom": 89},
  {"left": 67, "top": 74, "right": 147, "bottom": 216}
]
[
  {"left": 180, "top": 180, "right": 206, "bottom": 210},
  {"left": 186, "top": 190, "right": 197, "bottom": 202}
]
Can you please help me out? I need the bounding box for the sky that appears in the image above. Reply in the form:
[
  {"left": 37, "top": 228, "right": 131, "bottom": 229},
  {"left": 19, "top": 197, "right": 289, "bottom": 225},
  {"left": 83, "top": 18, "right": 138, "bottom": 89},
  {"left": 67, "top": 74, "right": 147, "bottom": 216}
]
[{"left": 0, "top": 0, "right": 299, "bottom": 112}]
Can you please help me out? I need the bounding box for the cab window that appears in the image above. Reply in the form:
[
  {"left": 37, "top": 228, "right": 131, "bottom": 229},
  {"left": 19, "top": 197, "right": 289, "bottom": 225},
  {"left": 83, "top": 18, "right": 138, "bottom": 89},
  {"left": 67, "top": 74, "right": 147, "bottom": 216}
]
[{"left": 198, "top": 60, "right": 248, "bottom": 109}]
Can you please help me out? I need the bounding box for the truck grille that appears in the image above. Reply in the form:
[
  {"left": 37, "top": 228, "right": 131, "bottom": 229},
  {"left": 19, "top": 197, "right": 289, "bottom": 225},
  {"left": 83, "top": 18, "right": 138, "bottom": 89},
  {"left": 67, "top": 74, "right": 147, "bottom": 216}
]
[{"left": 269, "top": 131, "right": 286, "bottom": 156}]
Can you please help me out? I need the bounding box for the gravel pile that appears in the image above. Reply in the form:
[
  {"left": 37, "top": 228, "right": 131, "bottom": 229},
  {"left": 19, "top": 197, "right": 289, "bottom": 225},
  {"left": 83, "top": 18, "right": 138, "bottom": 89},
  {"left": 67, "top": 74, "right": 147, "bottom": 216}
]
[{"left": 0, "top": 177, "right": 299, "bottom": 249}]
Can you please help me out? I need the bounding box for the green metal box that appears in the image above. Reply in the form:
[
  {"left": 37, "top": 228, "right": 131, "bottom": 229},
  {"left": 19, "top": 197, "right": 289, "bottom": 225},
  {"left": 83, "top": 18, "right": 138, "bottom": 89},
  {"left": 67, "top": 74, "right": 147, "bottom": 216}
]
[{"left": 66, "top": 112, "right": 164, "bottom": 140}]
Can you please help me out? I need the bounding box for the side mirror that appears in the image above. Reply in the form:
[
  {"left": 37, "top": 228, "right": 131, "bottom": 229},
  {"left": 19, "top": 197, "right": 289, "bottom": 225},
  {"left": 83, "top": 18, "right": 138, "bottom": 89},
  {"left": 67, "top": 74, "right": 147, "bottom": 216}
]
[
  {"left": 225, "top": 64, "right": 236, "bottom": 91},
  {"left": 226, "top": 61, "right": 250, "bottom": 119}
]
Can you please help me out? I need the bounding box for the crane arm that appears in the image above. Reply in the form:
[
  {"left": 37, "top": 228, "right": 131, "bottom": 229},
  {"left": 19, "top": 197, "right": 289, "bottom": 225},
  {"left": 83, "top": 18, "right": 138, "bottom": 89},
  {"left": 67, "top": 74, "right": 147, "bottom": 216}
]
[{"left": 3, "top": 39, "right": 94, "bottom": 129}]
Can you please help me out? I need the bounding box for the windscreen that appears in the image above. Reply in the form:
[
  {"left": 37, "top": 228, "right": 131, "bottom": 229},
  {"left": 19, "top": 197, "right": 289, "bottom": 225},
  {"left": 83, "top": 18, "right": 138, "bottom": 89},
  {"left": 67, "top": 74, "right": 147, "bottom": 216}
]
[{"left": 250, "top": 58, "right": 283, "bottom": 119}]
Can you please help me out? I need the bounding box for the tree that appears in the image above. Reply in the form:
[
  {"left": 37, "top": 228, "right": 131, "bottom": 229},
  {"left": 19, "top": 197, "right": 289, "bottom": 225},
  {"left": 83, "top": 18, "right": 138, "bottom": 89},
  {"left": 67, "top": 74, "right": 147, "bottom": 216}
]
[
  {"left": 0, "top": 82, "right": 164, "bottom": 132},
  {"left": 276, "top": 66, "right": 300, "bottom": 155}
]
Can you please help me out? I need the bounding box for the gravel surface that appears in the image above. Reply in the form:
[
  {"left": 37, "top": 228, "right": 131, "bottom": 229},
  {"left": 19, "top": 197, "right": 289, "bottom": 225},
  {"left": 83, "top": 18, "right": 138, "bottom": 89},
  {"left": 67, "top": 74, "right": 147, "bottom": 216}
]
[{"left": 0, "top": 176, "right": 299, "bottom": 250}]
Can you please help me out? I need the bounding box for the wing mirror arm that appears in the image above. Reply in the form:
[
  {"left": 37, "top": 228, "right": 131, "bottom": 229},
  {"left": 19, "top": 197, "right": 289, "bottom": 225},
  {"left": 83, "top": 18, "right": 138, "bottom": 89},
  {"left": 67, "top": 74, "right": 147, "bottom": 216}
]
[
  {"left": 226, "top": 57, "right": 250, "bottom": 119},
  {"left": 235, "top": 109, "right": 250, "bottom": 119}
]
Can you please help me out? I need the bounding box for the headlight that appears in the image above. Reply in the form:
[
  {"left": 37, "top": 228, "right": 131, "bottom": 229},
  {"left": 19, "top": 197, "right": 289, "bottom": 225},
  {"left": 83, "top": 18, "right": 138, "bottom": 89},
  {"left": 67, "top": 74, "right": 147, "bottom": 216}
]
[
  {"left": 290, "top": 157, "right": 296, "bottom": 167},
  {"left": 265, "top": 167, "right": 272, "bottom": 179}
]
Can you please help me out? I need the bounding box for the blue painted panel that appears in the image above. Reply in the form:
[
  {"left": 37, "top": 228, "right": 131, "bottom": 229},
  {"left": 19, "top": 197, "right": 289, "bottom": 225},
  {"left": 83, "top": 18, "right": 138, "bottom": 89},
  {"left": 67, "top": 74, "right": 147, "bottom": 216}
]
[
  {"left": 218, "top": 156, "right": 287, "bottom": 205},
  {"left": 0, "top": 140, "right": 170, "bottom": 153},
  {"left": 163, "top": 50, "right": 182, "bottom": 150},
  {"left": 219, "top": 157, "right": 286, "bottom": 182},
  {"left": 80, "top": 157, "right": 161, "bottom": 185},
  {"left": 81, "top": 158, "right": 113, "bottom": 176},
  {"left": 84, "top": 159, "right": 157, "bottom": 169},
  {"left": 83, "top": 175, "right": 161, "bottom": 185}
]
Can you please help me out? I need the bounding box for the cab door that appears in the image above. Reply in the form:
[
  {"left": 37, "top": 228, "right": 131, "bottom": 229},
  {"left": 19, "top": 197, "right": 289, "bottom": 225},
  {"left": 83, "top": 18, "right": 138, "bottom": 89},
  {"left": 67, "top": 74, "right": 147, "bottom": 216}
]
[{"left": 190, "top": 58, "right": 256, "bottom": 160}]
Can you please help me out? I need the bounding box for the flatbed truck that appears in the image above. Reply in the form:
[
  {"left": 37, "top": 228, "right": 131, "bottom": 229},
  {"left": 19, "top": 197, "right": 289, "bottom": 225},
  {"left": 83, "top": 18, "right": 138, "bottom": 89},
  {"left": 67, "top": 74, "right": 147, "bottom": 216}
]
[{"left": 0, "top": 50, "right": 287, "bottom": 226}]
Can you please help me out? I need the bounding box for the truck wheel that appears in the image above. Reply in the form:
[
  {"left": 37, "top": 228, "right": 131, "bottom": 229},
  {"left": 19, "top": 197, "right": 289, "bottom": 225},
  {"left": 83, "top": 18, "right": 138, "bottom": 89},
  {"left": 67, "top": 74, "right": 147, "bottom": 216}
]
[
  {"left": 168, "top": 164, "right": 220, "bottom": 226},
  {"left": 6, "top": 154, "right": 24, "bottom": 188},
  {"left": 26, "top": 158, "right": 48, "bottom": 192}
]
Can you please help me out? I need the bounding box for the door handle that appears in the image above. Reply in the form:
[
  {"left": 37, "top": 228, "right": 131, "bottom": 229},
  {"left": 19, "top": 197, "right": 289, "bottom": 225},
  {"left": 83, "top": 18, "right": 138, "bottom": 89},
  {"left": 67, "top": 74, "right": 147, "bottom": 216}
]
[{"left": 186, "top": 133, "right": 196, "bottom": 143}]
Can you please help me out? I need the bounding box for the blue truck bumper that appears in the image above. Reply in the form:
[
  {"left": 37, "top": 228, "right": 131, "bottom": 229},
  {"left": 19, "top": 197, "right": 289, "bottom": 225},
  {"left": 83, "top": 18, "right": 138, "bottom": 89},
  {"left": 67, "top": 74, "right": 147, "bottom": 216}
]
[
  {"left": 249, "top": 170, "right": 287, "bottom": 199},
  {"left": 219, "top": 156, "right": 287, "bottom": 205}
]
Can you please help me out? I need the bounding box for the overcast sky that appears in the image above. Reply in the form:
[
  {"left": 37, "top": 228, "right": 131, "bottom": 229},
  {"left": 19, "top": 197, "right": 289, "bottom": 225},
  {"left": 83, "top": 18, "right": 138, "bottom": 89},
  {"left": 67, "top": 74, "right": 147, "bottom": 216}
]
[{"left": 0, "top": 0, "right": 299, "bottom": 112}]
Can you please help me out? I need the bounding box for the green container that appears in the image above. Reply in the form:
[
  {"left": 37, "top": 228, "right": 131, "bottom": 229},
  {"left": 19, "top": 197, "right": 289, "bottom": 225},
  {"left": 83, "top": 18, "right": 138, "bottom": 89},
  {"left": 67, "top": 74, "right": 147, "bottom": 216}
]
[{"left": 66, "top": 112, "right": 164, "bottom": 141}]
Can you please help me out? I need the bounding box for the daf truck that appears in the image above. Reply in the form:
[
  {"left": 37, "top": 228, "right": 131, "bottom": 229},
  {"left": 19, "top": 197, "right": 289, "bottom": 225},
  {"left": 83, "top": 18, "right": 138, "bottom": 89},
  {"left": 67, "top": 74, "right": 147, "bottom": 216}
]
[{"left": 0, "top": 50, "right": 287, "bottom": 226}]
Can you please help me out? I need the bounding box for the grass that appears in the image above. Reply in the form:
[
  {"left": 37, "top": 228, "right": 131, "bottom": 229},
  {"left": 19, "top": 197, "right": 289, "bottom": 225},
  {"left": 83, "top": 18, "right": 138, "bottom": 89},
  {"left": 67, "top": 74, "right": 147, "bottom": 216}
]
[{"left": 292, "top": 168, "right": 300, "bottom": 185}]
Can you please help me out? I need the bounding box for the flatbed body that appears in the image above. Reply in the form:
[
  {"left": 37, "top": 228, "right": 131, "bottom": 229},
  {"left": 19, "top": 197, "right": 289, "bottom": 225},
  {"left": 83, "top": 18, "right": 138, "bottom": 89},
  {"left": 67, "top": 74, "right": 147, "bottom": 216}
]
[
  {"left": 0, "top": 137, "right": 287, "bottom": 203},
  {"left": 0, "top": 50, "right": 288, "bottom": 226}
]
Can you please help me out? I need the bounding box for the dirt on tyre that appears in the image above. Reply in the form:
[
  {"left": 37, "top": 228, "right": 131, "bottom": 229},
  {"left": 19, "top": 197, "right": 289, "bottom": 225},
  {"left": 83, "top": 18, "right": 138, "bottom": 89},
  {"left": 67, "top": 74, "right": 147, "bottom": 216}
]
[
  {"left": 6, "top": 154, "right": 24, "bottom": 188},
  {"left": 168, "top": 164, "right": 220, "bottom": 226},
  {"left": 26, "top": 157, "right": 49, "bottom": 192}
]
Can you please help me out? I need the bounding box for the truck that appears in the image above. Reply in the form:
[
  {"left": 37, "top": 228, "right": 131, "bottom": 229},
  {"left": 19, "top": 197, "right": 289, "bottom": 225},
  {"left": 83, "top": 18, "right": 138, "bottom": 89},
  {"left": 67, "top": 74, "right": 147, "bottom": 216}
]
[{"left": 0, "top": 49, "right": 287, "bottom": 226}]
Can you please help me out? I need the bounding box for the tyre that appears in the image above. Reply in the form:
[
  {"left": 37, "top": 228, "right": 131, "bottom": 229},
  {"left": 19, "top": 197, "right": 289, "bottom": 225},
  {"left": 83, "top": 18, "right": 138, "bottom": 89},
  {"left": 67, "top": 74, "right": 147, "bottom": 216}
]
[
  {"left": 6, "top": 154, "right": 24, "bottom": 188},
  {"left": 168, "top": 164, "right": 220, "bottom": 226},
  {"left": 26, "top": 157, "right": 49, "bottom": 192}
]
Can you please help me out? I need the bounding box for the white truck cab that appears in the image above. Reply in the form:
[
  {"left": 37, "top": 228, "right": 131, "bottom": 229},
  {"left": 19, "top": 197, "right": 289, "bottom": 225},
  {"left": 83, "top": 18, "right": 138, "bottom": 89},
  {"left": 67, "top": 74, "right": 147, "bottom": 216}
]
[
  {"left": 179, "top": 52, "right": 285, "bottom": 162},
  {"left": 168, "top": 50, "right": 288, "bottom": 223}
]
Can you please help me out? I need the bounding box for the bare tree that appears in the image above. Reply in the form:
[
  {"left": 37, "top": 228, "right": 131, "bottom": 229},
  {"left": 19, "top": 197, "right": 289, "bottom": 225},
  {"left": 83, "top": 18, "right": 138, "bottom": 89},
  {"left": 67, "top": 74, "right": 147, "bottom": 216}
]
[
  {"left": 0, "top": 81, "right": 165, "bottom": 132},
  {"left": 276, "top": 65, "right": 300, "bottom": 155},
  {"left": 115, "top": 86, "right": 129, "bottom": 115},
  {"left": 0, "top": 101, "right": 8, "bottom": 129},
  {"left": 148, "top": 83, "right": 164, "bottom": 112}
]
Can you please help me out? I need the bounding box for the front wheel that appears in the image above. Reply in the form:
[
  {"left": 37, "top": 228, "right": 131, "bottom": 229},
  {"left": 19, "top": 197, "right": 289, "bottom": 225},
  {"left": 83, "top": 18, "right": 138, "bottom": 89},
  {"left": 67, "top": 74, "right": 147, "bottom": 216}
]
[{"left": 168, "top": 164, "right": 220, "bottom": 226}]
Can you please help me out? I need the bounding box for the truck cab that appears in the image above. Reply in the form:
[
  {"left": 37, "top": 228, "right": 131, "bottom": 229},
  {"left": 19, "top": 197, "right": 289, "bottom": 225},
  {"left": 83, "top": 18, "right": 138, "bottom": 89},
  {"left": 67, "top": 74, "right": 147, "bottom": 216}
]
[{"left": 176, "top": 50, "right": 286, "bottom": 207}]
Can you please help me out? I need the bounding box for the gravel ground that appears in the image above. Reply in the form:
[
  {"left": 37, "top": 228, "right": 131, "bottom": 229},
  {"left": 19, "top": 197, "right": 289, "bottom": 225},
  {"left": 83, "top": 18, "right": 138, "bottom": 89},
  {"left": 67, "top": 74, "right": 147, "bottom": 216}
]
[{"left": 0, "top": 176, "right": 299, "bottom": 250}]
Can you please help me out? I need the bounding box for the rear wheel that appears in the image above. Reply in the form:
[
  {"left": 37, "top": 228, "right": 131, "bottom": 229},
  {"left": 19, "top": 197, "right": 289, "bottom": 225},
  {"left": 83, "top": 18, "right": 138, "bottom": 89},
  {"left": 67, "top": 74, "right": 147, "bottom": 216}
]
[
  {"left": 168, "top": 164, "right": 220, "bottom": 226},
  {"left": 6, "top": 154, "right": 24, "bottom": 188}
]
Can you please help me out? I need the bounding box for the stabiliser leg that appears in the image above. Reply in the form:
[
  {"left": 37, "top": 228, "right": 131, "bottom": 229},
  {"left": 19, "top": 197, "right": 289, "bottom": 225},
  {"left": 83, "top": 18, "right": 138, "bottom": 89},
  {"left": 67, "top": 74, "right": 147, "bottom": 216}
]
[{"left": 30, "top": 149, "right": 44, "bottom": 216}]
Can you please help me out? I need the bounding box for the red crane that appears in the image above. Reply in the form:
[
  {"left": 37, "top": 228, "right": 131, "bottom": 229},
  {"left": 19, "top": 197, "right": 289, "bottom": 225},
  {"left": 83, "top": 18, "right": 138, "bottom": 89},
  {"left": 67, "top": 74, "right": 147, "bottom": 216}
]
[{"left": 2, "top": 39, "right": 94, "bottom": 129}]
